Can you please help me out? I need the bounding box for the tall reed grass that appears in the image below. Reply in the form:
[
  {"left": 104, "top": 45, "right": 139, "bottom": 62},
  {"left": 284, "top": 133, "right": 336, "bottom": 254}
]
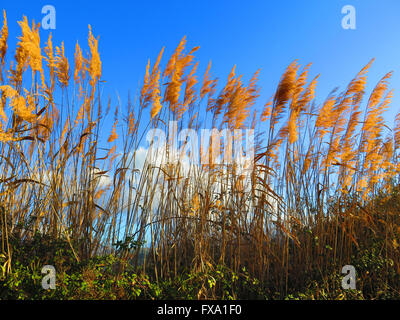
[{"left": 0, "top": 12, "right": 399, "bottom": 298}]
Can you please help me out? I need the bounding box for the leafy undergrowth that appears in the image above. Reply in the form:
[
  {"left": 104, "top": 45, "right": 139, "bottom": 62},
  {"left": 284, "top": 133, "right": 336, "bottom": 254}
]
[
  {"left": 0, "top": 233, "right": 399, "bottom": 300},
  {"left": 0, "top": 237, "right": 264, "bottom": 300}
]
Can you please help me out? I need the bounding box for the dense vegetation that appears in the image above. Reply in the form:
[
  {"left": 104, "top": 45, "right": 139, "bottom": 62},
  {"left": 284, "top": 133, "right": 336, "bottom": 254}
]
[{"left": 0, "top": 11, "right": 399, "bottom": 299}]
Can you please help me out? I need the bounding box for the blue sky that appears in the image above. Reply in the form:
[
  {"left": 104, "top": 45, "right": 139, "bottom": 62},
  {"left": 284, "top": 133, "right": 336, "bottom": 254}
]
[{"left": 2, "top": 0, "right": 400, "bottom": 137}]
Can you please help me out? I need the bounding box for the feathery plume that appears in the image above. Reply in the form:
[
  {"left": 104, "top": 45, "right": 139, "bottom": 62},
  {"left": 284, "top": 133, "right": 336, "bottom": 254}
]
[
  {"left": 55, "top": 42, "right": 70, "bottom": 88},
  {"left": 0, "top": 10, "right": 8, "bottom": 66},
  {"left": 87, "top": 25, "right": 101, "bottom": 85}
]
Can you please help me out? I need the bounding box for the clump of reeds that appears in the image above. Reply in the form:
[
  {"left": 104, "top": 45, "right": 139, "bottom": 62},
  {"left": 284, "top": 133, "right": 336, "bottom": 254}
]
[{"left": 0, "top": 11, "right": 399, "bottom": 298}]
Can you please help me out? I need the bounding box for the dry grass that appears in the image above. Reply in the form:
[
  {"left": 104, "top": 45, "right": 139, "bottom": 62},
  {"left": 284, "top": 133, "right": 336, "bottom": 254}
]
[{"left": 0, "top": 12, "right": 399, "bottom": 298}]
